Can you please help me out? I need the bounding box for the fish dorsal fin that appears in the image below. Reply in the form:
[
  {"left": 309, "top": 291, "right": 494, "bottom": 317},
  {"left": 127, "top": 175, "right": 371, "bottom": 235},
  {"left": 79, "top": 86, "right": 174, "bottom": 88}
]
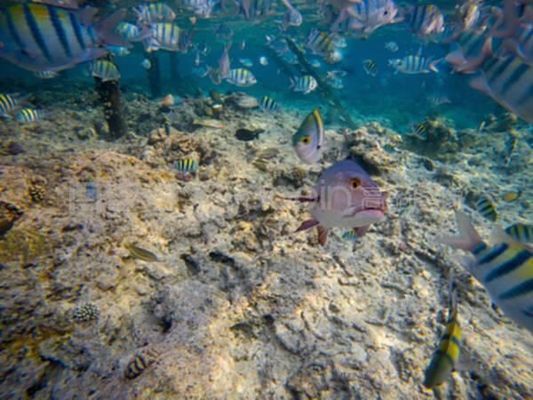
[{"left": 491, "top": 225, "right": 532, "bottom": 251}]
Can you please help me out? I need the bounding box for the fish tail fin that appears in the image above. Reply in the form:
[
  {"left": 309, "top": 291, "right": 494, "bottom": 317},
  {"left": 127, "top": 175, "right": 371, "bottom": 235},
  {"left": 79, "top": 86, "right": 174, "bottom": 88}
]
[
  {"left": 289, "top": 77, "right": 295, "bottom": 89},
  {"left": 429, "top": 58, "right": 442, "bottom": 73},
  {"left": 440, "top": 210, "right": 483, "bottom": 252},
  {"left": 96, "top": 9, "right": 129, "bottom": 47}
]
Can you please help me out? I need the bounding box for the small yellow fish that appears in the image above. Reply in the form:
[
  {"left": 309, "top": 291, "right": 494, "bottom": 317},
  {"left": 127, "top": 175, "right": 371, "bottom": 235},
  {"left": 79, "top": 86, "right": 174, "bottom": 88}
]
[
  {"left": 125, "top": 243, "right": 159, "bottom": 262},
  {"left": 502, "top": 191, "right": 521, "bottom": 203}
]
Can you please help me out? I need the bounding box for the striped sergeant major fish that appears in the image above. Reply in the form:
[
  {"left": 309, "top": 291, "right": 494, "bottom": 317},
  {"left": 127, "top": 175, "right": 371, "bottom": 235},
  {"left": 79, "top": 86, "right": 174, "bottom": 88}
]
[
  {"left": 144, "top": 23, "right": 180, "bottom": 52},
  {"left": 331, "top": 0, "right": 400, "bottom": 38},
  {"left": 90, "top": 59, "right": 120, "bottom": 82},
  {"left": 175, "top": 158, "right": 198, "bottom": 182},
  {"left": 16, "top": 108, "right": 45, "bottom": 123},
  {"left": 389, "top": 54, "right": 440, "bottom": 74},
  {"left": 259, "top": 96, "right": 279, "bottom": 112},
  {"left": 441, "top": 210, "right": 533, "bottom": 332},
  {"left": 405, "top": 4, "right": 445, "bottom": 40},
  {"left": 0, "top": 93, "right": 24, "bottom": 118},
  {"left": 292, "top": 108, "right": 324, "bottom": 164},
  {"left": 225, "top": 68, "right": 256, "bottom": 87},
  {"left": 505, "top": 223, "right": 533, "bottom": 244},
  {"left": 0, "top": 3, "right": 126, "bottom": 73},
  {"left": 469, "top": 54, "right": 533, "bottom": 123},
  {"left": 133, "top": 3, "right": 176, "bottom": 24},
  {"left": 290, "top": 75, "right": 317, "bottom": 94},
  {"left": 475, "top": 195, "right": 498, "bottom": 222},
  {"left": 423, "top": 280, "right": 461, "bottom": 389}
]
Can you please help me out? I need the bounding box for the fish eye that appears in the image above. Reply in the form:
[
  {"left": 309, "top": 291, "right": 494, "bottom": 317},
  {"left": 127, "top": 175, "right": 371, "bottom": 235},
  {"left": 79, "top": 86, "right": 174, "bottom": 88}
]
[
  {"left": 384, "top": 10, "right": 388, "bottom": 15},
  {"left": 301, "top": 135, "right": 311, "bottom": 144},
  {"left": 351, "top": 178, "right": 361, "bottom": 189}
]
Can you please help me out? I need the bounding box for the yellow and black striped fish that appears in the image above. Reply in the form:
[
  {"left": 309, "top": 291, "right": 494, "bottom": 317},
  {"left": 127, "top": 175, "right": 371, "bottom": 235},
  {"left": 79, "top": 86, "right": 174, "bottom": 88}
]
[
  {"left": 442, "top": 211, "right": 533, "bottom": 332},
  {"left": 475, "top": 195, "right": 498, "bottom": 222},
  {"left": 260, "top": 96, "right": 279, "bottom": 112},
  {"left": 133, "top": 3, "right": 176, "bottom": 24},
  {"left": 144, "top": 22, "right": 180, "bottom": 52},
  {"left": 0, "top": 93, "right": 20, "bottom": 117},
  {"left": 175, "top": 158, "right": 198, "bottom": 174},
  {"left": 363, "top": 59, "right": 378, "bottom": 76},
  {"left": 91, "top": 59, "right": 120, "bottom": 82},
  {"left": 423, "top": 281, "right": 461, "bottom": 389},
  {"left": 0, "top": 3, "right": 125, "bottom": 73},
  {"left": 16, "top": 108, "right": 44, "bottom": 123},
  {"left": 505, "top": 223, "right": 533, "bottom": 244}
]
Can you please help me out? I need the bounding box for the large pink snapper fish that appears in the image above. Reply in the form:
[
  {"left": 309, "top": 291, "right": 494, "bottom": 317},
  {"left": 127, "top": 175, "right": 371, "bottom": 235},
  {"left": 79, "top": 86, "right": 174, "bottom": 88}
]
[{"left": 288, "top": 159, "right": 387, "bottom": 246}]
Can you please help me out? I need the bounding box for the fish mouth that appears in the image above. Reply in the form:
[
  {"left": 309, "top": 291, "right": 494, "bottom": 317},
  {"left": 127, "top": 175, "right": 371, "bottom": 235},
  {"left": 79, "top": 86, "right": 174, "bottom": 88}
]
[{"left": 344, "top": 204, "right": 386, "bottom": 225}]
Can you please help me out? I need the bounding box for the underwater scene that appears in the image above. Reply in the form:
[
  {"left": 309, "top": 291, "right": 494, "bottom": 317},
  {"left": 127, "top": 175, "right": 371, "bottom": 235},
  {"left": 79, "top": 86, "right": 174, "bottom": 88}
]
[{"left": 0, "top": 0, "right": 532, "bottom": 398}]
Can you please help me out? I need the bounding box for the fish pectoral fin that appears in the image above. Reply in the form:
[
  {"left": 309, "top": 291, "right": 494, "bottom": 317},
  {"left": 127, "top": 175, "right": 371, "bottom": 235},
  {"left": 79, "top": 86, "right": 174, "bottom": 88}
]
[
  {"left": 355, "top": 225, "right": 370, "bottom": 237},
  {"left": 295, "top": 219, "right": 320, "bottom": 232},
  {"left": 317, "top": 225, "right": 328, "bottom": 246}
]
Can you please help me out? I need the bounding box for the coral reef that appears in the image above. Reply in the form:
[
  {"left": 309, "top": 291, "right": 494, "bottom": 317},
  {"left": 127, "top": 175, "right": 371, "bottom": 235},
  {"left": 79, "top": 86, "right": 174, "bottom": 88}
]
[{"left": 0, "top": 92, "right": 531, "bottom": 399}]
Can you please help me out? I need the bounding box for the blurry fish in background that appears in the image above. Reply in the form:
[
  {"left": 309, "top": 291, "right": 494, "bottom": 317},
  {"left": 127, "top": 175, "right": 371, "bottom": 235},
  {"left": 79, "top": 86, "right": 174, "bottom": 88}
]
[
  {"left": 116, "top": 22, "right": 148, "bottom": 42},
  {"left": 453, "top": 0, "right": 481, "bottom": 33},
  {"left": 0, "top": 3, "right": 126, "bottom": 73},
  {"left": 331, "top": 0, "right": 401, "bottom": 38},
  {"left": 107, "top": 45, "right": 130, "bottom": 57},
  {"left": 363, "top": 59, "right": 378, "bottom": 76},
  {"left": 260, "top": 96, "right": 279, "bottom": 112},
  {"left": 475, "top": 195, "right": 498, "bottom": 222},
  {"left": 290, "top": 75, "right": 318, "bottom": 94},
  {"left": 178, "top": 0, "right": 220, "bottom": 18},
  {"left": 428, "top": 95, "right": 452, "bottom": 107},
  {"left": 219, "top": 43, "right": 232, "bottom": 79},
  {"left": 16, "top": 108, "right": 44, "bottom": 123},
  {"left": 328, "top": 76, "right": 344, "bottom": 89},
  {"left": 326, "top": 70, "right": 347, "bottom": 79},
  {"left": 469, "top": 54, "right": 533, "bottom": 123},
  {"left": 280, "top": 0, "right": 303, "bottom": 30},
  {"left": 259, "top": 56, "right": 269, "bottom": 66},
  {"left": 133, "top": 2, "right": 176, "bottom": 24},
  {"left": 34, "top": 70, "right": 59, "bottom": 79},
  {"left": 385, "top": 41, "right": 399, "bottom": 52},
  {"left": 239, "top": 58, "right": 253, "bottom": 68},
  {"left": 504, "top": 223, "right": 533, "bottom": 243},
  {"left": 0, "top": 94, "right": 25, "bottom": 118},
  {"left": 389, "top": 54, "right": 440, "bottom": 74},
  {"left": 305, "top": 29, "right": 340, "bottom": 61},
  {"left": 288, "top": 159, "right": 387, "bottom": 245},
  {"left": 144, "top": 23, "right": 181, "bottom": 52},
  {"left": 226, "top": 68, "right": 256, "bottom": 87},
  {"left": 91, "top": 60, "right": 120, "bottom": 82},
  {"left": 239, "top": 40, "right": 246, "bottom": 50},
  {"left": 292, "top": 109, "right": 324, "bottom": 164},
  {"left": 423, "top": 280, "right": 461, "bottom": 389},
  {"left": 310, "top": 59, "right": 322, "bottom": 68},
  {"left": 237, "top": 0, "right": 274, "bottom": 20},
  {"left": 441, "top": 210, "right": 533, "bottom": 332},
  {"left": 404, "top": 4, "right": 445, "bottom": 40},
  {"left": 141, "top": 59, "right": 152, "bottom": 69}
]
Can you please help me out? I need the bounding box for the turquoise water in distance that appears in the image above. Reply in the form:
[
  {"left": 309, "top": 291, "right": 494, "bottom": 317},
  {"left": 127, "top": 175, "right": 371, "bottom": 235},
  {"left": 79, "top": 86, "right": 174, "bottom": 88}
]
[{"left": 0, "top": 0, "right": 527, "bottom": 133}]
